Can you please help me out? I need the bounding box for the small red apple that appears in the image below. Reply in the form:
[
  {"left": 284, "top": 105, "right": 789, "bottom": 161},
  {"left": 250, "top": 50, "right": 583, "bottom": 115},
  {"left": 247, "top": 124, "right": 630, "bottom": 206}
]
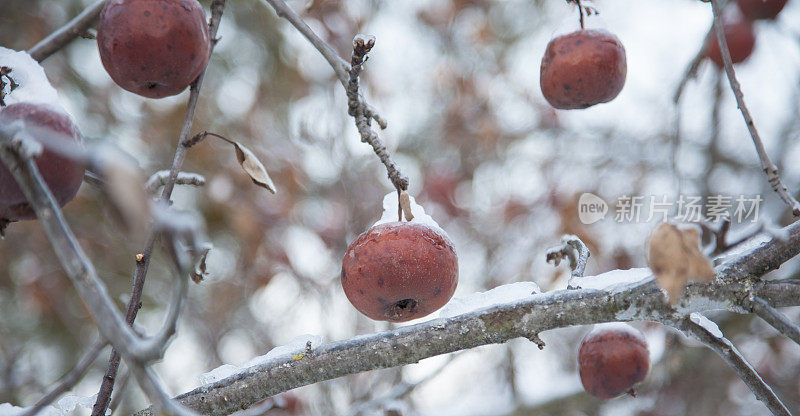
[
  {"left": 578, "top": 323, "right": 650, "bottom": 399},
  {"left": 341, "top": 222, "right": 458, "bottom": 322},
  {"left": 540, "top": 29, "right": 627, "bottom": 110},
  {"left": 97, "top": 0, "right": 211, "bottom": 98},
  {"left": 0, "top": 103, "right": 84, "bottom": 221},
  {"left": 705, "top": 19, "right": 756, "bottom": 67},
  {"left": 737, "top": 0, "right": 788, "bottom": 20}
]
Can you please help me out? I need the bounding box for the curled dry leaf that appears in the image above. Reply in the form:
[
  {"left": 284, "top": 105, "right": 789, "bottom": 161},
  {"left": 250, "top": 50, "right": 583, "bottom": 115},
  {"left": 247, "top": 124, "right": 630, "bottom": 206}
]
[
  {"left": 647, "top": 223, "right": 715, "bottom": 305},
  {"left": 232, "top": 141, "right": 276, "bottom": 193},
  {"left": 191, "top": 242, "right": 213, "bottom": 283}
]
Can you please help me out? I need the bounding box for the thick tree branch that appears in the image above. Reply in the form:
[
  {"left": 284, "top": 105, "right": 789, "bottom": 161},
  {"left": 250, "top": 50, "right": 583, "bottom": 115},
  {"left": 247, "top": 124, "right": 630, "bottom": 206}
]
[
  {"left": 130, "top": 217, "right": 800, "bottom": 415},
  {"left": 676, "top": 315, "right": 790, "bottom": 415},
  {"left": 708, "top": 0, "right": 800, "bottom": 216},
  {"left": 20, "top": 339, "right": 108, "bottom": 416},
  {"left": 92, "top": 2, "right": 227, "bottom": 415},
  {"left": 28, "top": 0, "right": 107, "bottom": 62}
]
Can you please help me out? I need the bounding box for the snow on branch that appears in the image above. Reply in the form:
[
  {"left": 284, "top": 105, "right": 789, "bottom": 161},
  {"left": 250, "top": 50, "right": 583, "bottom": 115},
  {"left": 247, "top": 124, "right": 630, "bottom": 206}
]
[{"left": 130, "top": 218, "right": 800, "bottom": 416}]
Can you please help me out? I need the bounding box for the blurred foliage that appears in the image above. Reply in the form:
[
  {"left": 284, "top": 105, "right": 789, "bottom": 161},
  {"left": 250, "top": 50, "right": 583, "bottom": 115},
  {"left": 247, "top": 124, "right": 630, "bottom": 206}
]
[{"left": 1, "top": 0, "right": 800, "bottom": 415}]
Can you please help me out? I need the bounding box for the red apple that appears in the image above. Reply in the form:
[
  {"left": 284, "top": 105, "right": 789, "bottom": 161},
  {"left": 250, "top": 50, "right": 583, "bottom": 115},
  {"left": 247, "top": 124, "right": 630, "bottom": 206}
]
[
  {"left": 0, "top": 103, "right": 84, "bottom": 221},
  {"left": 578, "top": 323, "right": 650, "bottom": 399},
  {"left": 97, "top": 0, "right": 211, "bottom": 98},
  {"left": 540, "top": 29, "right": 627, "bottom": 110},
  {"left": 341, "top": 222, "right": 458, "bottom": 322},
  {"left": 738, "top": 0, "right": 788, "bottom": 20},
  {"left": 705, "top": 19, "right": 756, "bottom": 67}
]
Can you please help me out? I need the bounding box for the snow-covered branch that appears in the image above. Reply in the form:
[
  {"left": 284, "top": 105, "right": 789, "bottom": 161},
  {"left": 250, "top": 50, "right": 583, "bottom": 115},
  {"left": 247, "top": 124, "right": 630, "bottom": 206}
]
[{"left": 130, "top": 219, "right": 800, "bottom": 416}]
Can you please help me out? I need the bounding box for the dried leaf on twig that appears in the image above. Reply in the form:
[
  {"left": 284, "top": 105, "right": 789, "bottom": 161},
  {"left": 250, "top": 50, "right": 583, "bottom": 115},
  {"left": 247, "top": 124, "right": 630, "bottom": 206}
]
[
  {"left": 647, "top": 223, "right": 715, "bottom": 305},
  {"left": 232, "top": 142, "right": 276, "bottom": 193},
  {"left": 191, "top": 242, "right": 213, "bottom": 283}
]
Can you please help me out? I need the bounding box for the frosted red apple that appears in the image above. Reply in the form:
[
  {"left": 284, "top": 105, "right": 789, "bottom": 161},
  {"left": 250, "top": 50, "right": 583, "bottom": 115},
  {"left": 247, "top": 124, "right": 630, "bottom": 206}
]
[
  {"left": 578, "top": 323, "right": 650, "bottom": 399},
  {"left": 738, "top": 0, "right": 788, "bottom": 20},
  {"left": 341, "top": 222, "right": 458, "bottom": 322},
  {"left": 97, "top": 0, "right": 211, "bottom": 98},
  {"left": 0, "top": 103, "right": 84, "bottom": 221},
  {"left": 540, "top": 29, "right": 627, "bottom": 110},
  {"left": 705, "top": 19, "right": 756, "bottom": 67}
]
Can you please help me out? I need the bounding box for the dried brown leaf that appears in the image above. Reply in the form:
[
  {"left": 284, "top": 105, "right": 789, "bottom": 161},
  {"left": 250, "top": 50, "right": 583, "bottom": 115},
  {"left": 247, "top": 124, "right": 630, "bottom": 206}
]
[
  {"left": 231, "top": 141, "right": 276, "bottom": 193},
  {"left": 647, "top": 223, "right": 715, "bottom": 305}
]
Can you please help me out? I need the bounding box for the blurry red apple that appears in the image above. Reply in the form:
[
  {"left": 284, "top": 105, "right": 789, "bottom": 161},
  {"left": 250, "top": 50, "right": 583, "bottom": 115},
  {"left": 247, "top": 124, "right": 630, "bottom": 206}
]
[
  {"left": 0, "top": 103, "right": 84, "bottom": 221},
  {"left": 738, "top": 0, "right": 788, "bottom": 20},
  {"left": 705, "top": 19, "right": 756, "bottom": 67},
  {"left": 578, "top": 323, "right": 650, "bottom": 399},
  {"left": 341, "top": 222, "right": 458, "bottom": 322},
  {"left": 97, "top": 0, "right": 211, "bottom": 98},
  {"left": 540, "top": 29, "right": 627, "bottom": 110}
]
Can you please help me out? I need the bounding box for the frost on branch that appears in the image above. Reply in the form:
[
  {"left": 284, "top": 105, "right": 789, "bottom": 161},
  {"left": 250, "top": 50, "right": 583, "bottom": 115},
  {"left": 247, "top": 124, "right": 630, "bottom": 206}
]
[
  {"left": 199, "top": 334, "right": 324, "bottom": 385},
  {"left": 439, "top": 281, "right": 541, "bottom": 318},
  {"left": 571, "top": 268, "right": 653, "bottom": 291}
]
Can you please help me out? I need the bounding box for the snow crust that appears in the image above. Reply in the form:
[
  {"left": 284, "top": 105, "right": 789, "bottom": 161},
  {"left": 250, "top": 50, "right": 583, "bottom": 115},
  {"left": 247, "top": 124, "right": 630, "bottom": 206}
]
[
  {"left": 690, "top": 313, "right": 723, "bottom": 338},
  {"left": 199, "top": 334, "right": 323, "bottom": 385},
  {"left": 439, "top": 281, "right": 541, "bottom": 318},
  {"left": 373, "top": 191, "right": 444, "bottom": 232},
  {"left": 0, "top": 394, "right": 98, "bottom": 416},
  {"left": 572, "top": 267, "right": 652, "bottom": 291},
  {"left": 0, "top": 47, "right": 63, "bottom": 111}
]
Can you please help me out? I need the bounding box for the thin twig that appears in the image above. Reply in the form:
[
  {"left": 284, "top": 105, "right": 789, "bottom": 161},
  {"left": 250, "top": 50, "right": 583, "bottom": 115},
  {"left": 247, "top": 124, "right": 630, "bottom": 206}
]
[
  {"left": 347, "top": 35, "right": 409, "bottom": 192},
  {"left": 20, "top": 339, "right": 108, "bottom": 416},
  {"left": 145, "top": 171, "right": 206, "bottom": 195},
  {"left": 91, "top": 2, "right": 227, "bottom": 415},
  {"left": 751, "top": 297, "right": 800, "bottom": 346},
  {"left": 545, "top": 234, "right": 590, "bottom": 286},
  {"left": 708, "top": 0, "right": 800, "bottom": 216},
  {"left": 261, "top": 0, "right": 386, "bottom": 128},
  {"left": 677, "top": 315, "right": 791, "bottom": 416},
  {"left": 28, "top": 0, "right": 107, "bottom": 62}
]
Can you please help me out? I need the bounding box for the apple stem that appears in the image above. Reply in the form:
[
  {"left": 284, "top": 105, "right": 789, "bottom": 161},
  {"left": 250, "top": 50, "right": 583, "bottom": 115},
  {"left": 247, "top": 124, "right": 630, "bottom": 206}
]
[{"left": 576, "top": 0, "right": 585, "bottom": 29}]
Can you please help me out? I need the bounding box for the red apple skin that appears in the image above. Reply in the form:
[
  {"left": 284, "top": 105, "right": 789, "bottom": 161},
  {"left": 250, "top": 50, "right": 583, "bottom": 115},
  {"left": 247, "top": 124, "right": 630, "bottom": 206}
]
[
  {"left": 540, "top": 29, "right": 627, "bottom": 110},
  {"left": 341, "top": 222, "right": 458, "bottom": 322},
  {"left": 578, "top": 324, "right": 650, "bottom": 399},
  {"left": 738, "top": 0, "right": 788, "bottom": 20},
  {"left": 705, "top": 19, "right": 756, "bottom": 67},
  {"left": 0, "top": 103, "right": 84, "bottom": 221},
  {"left": 97, "top": 0, "right": 211, "bottom": 98}
]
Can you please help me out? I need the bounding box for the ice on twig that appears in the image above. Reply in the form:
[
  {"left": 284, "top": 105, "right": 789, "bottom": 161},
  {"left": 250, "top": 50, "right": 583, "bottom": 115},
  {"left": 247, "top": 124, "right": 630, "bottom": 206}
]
[
  {"left": 690, "top": 313, "right": 723, "bottom": 339},
  {"left": 199, "top": 334, "right": 323, "bottom": 385},
  {"left": 571, "top": 268, "right": 652, "bottom": 291},
  {"left": 439, "top": 282, "right": 541, "bottom": 318}
]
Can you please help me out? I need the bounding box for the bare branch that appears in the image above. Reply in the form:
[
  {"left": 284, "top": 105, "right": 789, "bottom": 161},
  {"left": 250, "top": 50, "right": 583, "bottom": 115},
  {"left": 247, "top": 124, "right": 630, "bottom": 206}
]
[
  {"left": 28, "top": 0, "right": 107, "bottom": 62},
  {"left": 708, "top": 0, "right": 800, "bottom": 216},
  {"left": 93, "top": 2, "right": 227, "bottom": 414},
  {"left": 750, "top": 297, "right": 800, "bottom": 346},
  {"left": 20, "top": 339, "right": 108, "bottom": 416},
  {"left": 676, "top": 315, "right": 790, "bottom": 416},
  {"left": 261, "top": 0, "right": 386, "bottom": 128},
  {"left": 346, "top": 35, "right": 409, "bottom": 192},
  {"left": 145, "top": 171, "right": 206, "bottom": 195},
  {"left": 262, "top": 0, "right": 349, "bottom": 84}
]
